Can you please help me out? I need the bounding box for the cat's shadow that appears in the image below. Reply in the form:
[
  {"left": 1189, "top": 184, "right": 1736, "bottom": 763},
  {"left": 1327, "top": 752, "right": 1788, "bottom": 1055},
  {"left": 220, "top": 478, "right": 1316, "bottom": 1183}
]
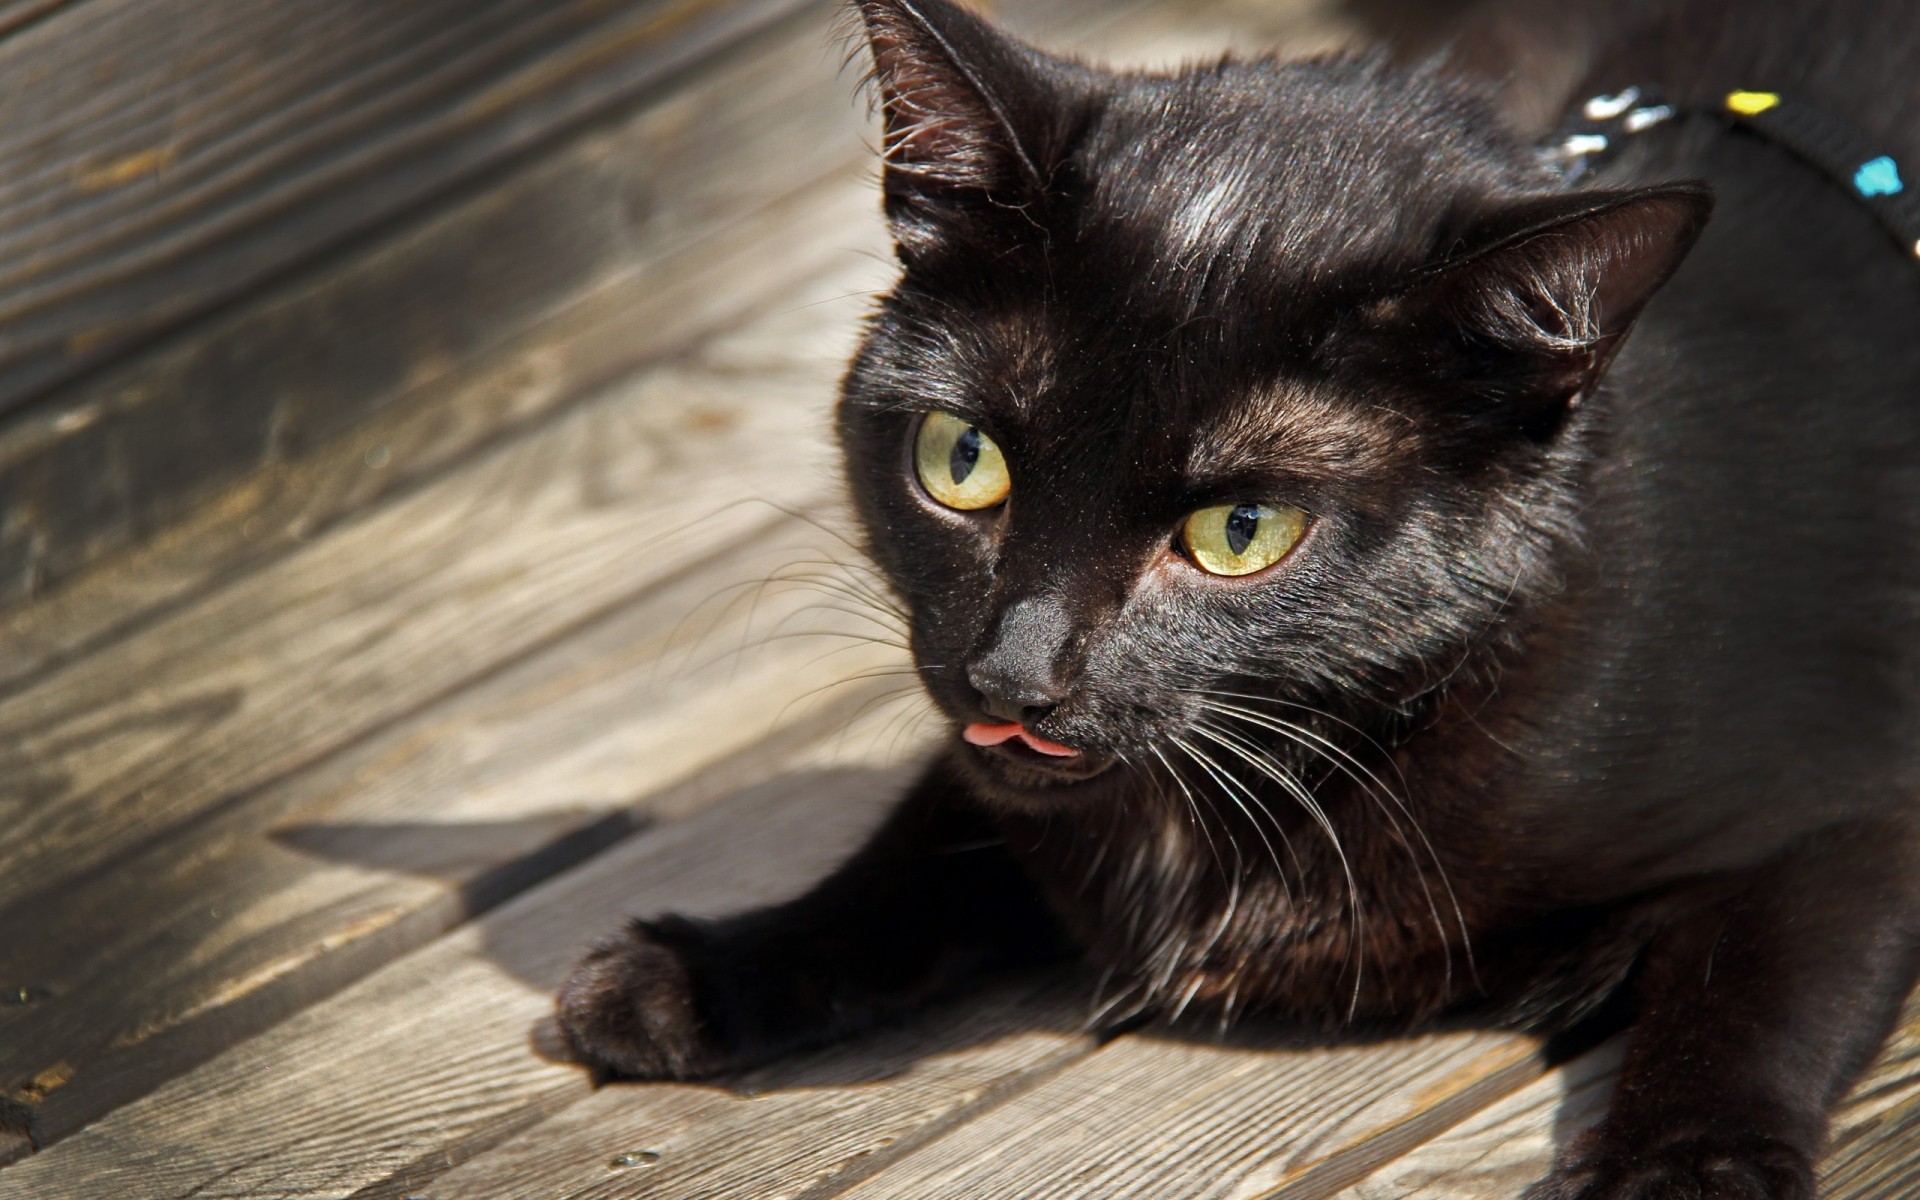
[{"left": 276, "top": 765, "right": 1612, "bottom": 1162}]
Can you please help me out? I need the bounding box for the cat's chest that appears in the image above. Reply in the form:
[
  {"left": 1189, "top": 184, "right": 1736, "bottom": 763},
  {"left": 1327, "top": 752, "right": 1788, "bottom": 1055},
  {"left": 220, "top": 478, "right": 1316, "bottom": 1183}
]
[{"left": 1003, "top": 802, "right": 1475, "bottom": 1026}]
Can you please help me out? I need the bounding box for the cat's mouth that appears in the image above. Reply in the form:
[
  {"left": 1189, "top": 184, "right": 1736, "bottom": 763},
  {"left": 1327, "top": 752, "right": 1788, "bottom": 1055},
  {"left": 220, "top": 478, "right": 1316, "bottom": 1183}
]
[{"left": 959, "top": 722, "right": 1117, "bottom": 785}]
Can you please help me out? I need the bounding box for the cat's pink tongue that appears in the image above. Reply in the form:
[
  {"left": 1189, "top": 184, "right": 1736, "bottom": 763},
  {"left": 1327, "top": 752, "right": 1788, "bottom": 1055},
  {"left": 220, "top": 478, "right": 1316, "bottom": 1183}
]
[{"left": 962, "top": 722, "right": 1081, "bottom": 757}]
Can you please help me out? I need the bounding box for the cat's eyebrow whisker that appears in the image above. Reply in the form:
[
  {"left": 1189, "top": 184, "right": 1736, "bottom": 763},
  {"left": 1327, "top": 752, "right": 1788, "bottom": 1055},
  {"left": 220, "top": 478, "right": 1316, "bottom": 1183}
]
[{"left": 1192, "top": 721, "right": 1368, "bottom": 1023}]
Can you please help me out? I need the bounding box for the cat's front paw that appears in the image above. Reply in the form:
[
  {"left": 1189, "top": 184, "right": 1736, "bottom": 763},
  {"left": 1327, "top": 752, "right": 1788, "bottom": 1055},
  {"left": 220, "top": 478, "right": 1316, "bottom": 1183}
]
[
  {"left": 1525, "top": 1128, "right": 1814, "bottom": 1200},
  {"left": 556, "top": 917, "right": 723, "bottom": 1080}
]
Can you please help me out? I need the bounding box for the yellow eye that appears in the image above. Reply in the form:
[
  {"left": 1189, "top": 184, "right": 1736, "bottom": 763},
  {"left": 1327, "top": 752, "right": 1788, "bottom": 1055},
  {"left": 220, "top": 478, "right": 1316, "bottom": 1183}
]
[
  {"left": 914, "top": 411, "right": 1010, "bottom": 511},
  {"left": 1181, "top": 502, "right": 1308, "bottom": 577}
]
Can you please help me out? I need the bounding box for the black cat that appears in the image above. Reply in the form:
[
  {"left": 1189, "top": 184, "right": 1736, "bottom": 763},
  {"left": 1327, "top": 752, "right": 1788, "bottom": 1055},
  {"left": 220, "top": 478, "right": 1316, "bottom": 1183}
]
[{"left": 558, "top": 1, "right": 1920, "bottom": 1195}]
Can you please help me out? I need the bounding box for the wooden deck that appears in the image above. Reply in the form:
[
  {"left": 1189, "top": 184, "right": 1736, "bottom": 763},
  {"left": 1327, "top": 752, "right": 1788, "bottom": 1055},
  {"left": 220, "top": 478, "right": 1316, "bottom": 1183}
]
[{"left": 1, "top": 1, "right": 1917, "bottom": 1197}]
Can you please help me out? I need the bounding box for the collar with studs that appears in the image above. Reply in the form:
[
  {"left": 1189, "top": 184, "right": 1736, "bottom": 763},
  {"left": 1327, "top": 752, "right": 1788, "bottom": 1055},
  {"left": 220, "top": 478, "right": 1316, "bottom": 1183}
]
[{"left": 1543, "top": 84, "right": 1920, "bottom": 263}]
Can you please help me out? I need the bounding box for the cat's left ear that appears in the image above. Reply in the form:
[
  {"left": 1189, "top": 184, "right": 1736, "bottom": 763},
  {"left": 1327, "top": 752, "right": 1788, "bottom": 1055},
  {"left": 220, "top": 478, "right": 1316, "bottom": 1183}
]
[
  {"left": 1365, "top": 183, "right": 1713, "bottom": 440},
  {"left": 850, "top": 0, "right": 1077, "bottom": 259}
]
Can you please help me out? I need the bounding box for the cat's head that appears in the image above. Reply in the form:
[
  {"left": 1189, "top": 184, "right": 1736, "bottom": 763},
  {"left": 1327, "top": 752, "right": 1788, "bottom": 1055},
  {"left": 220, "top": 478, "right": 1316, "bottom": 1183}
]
[{"left": 836, "top": 0, "right": 1710, "bottom": 809}]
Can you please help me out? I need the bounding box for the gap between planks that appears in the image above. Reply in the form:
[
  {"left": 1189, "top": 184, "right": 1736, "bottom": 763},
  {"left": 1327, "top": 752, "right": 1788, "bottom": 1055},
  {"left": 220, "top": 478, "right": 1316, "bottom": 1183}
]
[
  {"left": 1324, "top": 991, "right": 1920, "bottom": 1200},
  {"left": 0, "top": 609, "right": 911, "bottom": 1155},
  {"left": 0, "top": 3, "right": 880, "bottom": 690},
  {"left": 0, "top": 271, "right": 924, "bottom": 1144},
  {"left": 0, "top": 725, "right": 1063, "bottom": 1200},
  {"left": 0, "top": 234, "right": 895, "bottom": 914}
]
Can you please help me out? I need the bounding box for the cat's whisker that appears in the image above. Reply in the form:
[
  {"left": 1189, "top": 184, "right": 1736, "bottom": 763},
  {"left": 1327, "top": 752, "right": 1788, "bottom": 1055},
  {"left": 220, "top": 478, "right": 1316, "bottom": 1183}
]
[
  {"left": 1206, "top": 703, "right": 1457, "bottom": 1003},
  {"left": 762, "top": 574, "right": 910, "bottom": 628},
  {"left": 1190, "top": 687, "right": 1474, "bottom": 998},
  {"left": 1191, "top": 721, "right": 1367, "bottom": 1023},
  {"left": 766, "top": 558, "right": 911, "bottom": 620},
  {"left": 1150, "top": 746, "right": 1247, "bottom": 977},
  {"left": 769, "top": 664, "right": 925, "bottom": 731},
  {"left": 1195, "top": 690, "right": 1480, "bottom": 993},
  {"left": 1170, "top": 733, "right": 1299, "bottom": 941}
]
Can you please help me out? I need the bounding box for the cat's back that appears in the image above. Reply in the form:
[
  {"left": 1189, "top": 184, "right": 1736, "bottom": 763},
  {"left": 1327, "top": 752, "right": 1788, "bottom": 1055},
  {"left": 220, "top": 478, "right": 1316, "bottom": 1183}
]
[
  {"left": 1459, "top": 0, "right": 1920, "bottom": 879},
  {"left": 1466, "top": 0, "right": 1920, "bottom": 165}
]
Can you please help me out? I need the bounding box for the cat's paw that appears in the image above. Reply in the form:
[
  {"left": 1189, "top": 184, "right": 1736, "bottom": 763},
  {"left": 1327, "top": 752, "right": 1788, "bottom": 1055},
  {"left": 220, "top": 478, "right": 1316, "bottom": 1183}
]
[
  {"left": 555, "top": 917, "right": 722, "bottom": 1080},
  {"left": 1524, "top": 1129, "right": 1814, "bottom": 1200}
]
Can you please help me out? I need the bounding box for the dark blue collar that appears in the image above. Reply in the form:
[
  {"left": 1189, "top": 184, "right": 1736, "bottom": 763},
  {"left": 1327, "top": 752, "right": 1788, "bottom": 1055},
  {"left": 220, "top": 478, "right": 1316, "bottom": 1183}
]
[{"left": 1545, "top": 85, "right": 1920, "bottom": 264}]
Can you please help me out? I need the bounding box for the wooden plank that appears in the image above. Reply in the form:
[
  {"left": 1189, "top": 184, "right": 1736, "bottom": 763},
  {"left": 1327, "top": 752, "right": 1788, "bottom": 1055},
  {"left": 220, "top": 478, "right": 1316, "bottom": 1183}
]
[
  {"left": 799, "top": 1026, "right": 1540, "bottom": 1200},
  {"left": 0, "top": 759, "right": 1100, "bottom": 1200},
  {"left": 0, "top": 515, "right": 913, "bottom": 1151},
  {"left": 0, "top": 0, "right": 1173, "bottom": 614},
  {"left": 417, "top": 1016, "right": 1537, "bottom": 1200},
  {"left": 1319, "top": 1045, "right": 1616, "bottom": 1200},
  {"left": 0, "top": 163, "right": 878, "bottom": 685},
  {"left": 0, "top": 1, "right": 74, "bottom": 42},
  {"left": 1325, "top": 997, "right": 1920, "bottom": 1200},
  {"left": 0, "top": 241, "right": 892, "bottom": 913},
  {"left": 0, "top": 0, "right": 1356, "bottom": 903},
  {"left": 0, "top": 0, "right": 1353, "bottom": 622},
  {"left": 0, "top": 0, "right": 856, "bottom": 611},
  {"left": 389, "top": 980, "right": 1091, "bottom": 1200},
  {"left": 0, "top": 0, "right": 815, "bottom": 416},
  {"left": 1823, "top": 1004, "right": 1920, "bottom": 1198}
]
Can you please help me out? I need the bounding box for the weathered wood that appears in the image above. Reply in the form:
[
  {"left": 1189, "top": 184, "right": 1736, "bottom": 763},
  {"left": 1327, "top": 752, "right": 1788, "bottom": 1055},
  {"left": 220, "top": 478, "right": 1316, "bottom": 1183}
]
[
  {"left": 418, "top": 1017, "right": 1537, "bottom": 1200},
  {"left": 0, "top": 0, "right": 1357, "bottom": 903},
  {"left": 0, "top": 0, "right": 852, "bottom": 611},
  {"left": 0, "top": 0, "right": 812, "bottom": 414},
  {"left": 392, "top": 980, "right": 1093, "bottom": 1200},
  {"left": 0, "top": 0, "right": 1160, "bottom": 613},
  {"left": 1321, "top": 1044, "right": 1615, "bottom": 1200},
  {"left": 806, "top": 1025, "right": 1539, "bottom": 1200},
  {"left": 0, "top": 167, "right": 879, "bottom": 686},
  {"left": 0, "top": 763, "right": 1096, "bottom": 1200},
  {"left": 0, "top": 245, "right": 891, "bottom": 912},
  {"left": 0, "top": 1, "right": 72, "bottom": 41},
  {"left": 1823, "top": 1004, "right": 1920, "bottom": 1198},
  {"left": 0, "top": 515, "right": 912, "bottom": 1151},
  {"left": 1326, "top": 997, "right": 1920, "bottom": 1200}
]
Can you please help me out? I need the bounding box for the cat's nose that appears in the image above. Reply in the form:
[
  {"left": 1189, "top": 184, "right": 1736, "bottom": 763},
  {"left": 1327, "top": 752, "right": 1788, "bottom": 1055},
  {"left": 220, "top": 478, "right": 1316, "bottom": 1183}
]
[
  {"left": 967, "top": 595, "right": 1073, "bottom": 723},
  {"left": 967, "top": 666, "right": 1064, "bottom": 724}
]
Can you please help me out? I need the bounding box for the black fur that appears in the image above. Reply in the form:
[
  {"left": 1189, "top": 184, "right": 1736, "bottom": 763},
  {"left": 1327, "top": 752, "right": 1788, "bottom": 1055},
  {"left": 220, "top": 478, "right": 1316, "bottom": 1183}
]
[{"left": 558, "top": 2, "right": 1920, "bottom": 1195}]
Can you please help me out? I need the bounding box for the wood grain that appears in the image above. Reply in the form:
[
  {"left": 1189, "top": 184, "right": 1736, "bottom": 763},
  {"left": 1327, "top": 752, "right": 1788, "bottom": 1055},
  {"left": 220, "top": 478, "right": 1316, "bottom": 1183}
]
[
  {"left": 0, "top": 0, "right": 1357, "bottom": 905},
  {"left": 0, "top": 0, "right": 1162, "bottom": 612},
  {"left": 1326, "top": 997, "right": 1920, "bottom": 1200},
  {"left": 403, "top": 980, "right": 1093, "bottom": 1200},
  {"left": 0, "top": 244, "right": 891, "bottom": 912},
  {"left": 0, "top": 165, "right": 881, "bottom": 685},
  {"left": 0, "top": 0, "right": 813, "bottom": 413},
  {"left": 810, "top": 1025, "right": 1540, "bottom": 1200},
  {"left": 0, "top": 515, "right": 914, "bottom": 1150},
  {"left": 1824, "top": 1002, "right": 1920, "bottom": 1198},
  {"left": 0, "top": 764, "right": 1093, "bottom": 1200},
  {"left": 0, "top": 0, "right": 853, "bottom": 610}
]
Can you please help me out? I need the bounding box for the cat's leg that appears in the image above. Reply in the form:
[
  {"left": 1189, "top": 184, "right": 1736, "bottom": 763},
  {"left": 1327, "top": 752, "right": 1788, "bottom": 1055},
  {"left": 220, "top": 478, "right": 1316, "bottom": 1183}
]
[
  {"left": 556, "top": 758, "right": 1066, "bottom": 1079},
  {"left": 1527, "top": 820, "right": 1920, "bottom": 1200}
]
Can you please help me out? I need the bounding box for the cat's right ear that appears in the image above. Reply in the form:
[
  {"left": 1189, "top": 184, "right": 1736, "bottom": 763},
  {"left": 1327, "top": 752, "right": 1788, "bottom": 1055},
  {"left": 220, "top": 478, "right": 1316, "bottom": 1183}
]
[
  {"left": 1358, "top": 183, "right": 1713, "bottom": 442},
  {"left": 850, "top": 0, "right": 1073, "bottom": 258}
]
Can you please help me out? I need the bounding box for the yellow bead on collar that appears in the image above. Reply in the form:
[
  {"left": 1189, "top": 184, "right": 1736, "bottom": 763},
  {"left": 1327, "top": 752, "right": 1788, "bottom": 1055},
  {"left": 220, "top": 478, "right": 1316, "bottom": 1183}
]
[{"left": 1726, "top": 90, "right": 1782, "bottom": 116}]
